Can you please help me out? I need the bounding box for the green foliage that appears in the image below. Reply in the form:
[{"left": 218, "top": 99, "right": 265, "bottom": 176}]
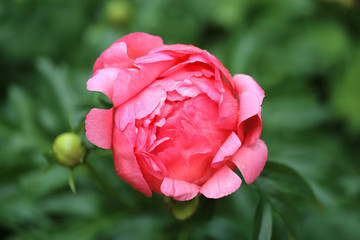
[
  {"left": 253, "top": 198, "right": 272, "bottom": 240},
  {"left": 1, "top": 0, "right": 360, "bottom": 239}
]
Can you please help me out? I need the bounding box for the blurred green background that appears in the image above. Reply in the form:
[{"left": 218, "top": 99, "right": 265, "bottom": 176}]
[{"left": 1, "top": 0, "right": 360, "bottom": 239}]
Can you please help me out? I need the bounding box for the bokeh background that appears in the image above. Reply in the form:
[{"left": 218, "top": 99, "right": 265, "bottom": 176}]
[{"left": 1, "top": 0, "right": 360, "bottom": 239}]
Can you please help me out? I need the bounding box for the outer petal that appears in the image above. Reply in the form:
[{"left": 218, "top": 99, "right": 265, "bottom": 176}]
[
  {"left": 161, "top": 177, "right": 200, "bottom": 201},
  {"left": 87, "top": 68, "right": 120, "bottom": 101},
  {"left": 232, "top": 139, "right": 268, "bottom": 184},
  {"left": 238, "top": 114, "right": 262, "bottom": 146},
  {"left": 211, "top": 132, "right": 242, "bottom": 168},
  {"left": 85, "top": 108, "right": 113, "bottom": 149},
  {"left": 152, "top": 44, "right": 203, "bottom": 56},
  {"left": 216, "top": 89, "right": 239, "bottom": 130},
  {"left": 233, "top": 74, "right": 265, "bottom": 146},
  {"left": 112, "top": 59, "right": 175, "bottom": 107},
  {"left": 93, "top": 42, "right": 134, "bottom": 72},
  {"left": 200, "top": 165, "right": 242, "bottom": 199},
  {"left": 113, "top": 127, "right": 152, "bottom": 196},
  {"left": 234, "top": 74, "right": 264, "bottom": 125},
  {"left": 116, "top": 32, "right": 164, "bottom": 59},
  {"left": 238, "top": 91, "right": 262, "bottom": 124},
  {"left": 233, "top": 74, "right": 265, "bottom": 101},
  {"left": 202, "top": 50, "right": 234, "bottom": 88}
]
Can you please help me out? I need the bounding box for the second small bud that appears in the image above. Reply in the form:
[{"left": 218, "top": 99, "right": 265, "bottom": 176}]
[{"left": 53, "top": 132, "right": 86, "bottom": 168}]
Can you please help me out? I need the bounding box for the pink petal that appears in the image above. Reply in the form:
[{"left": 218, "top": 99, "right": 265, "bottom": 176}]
[
  {"left": 152, "top": 44, "right": 203, "bottom": 56},
  {"left": 192, "top": 76, "right": 221, "bottom": 102},
  {"left": 113, "top": 127, "right": 152, "bottom": 196},
  {"left": 85, "top": 108, "right": 113, "bottom": 149},
  {"left": 200, "top": 165, "right": 242, "bottom": 199},
  {"left": 93, "top": 42, "right": 134, "bottom": 72},
  {"left": 161, "top": 177, "right": 200, "bottom": 201},
  {"left": 238, "top": 114, "right": 262, "bottom": 146},
  {"left": 233, "top": 74, "right": 264, "bottom": 146},
  {"left": 116, "top": 32, "right": 164, "bottom": 59},
  {"left": 135, "top": 52, "right": 174, "bottom": 64},
  {"left": 112, "top": 60, "right": 174, "bottom": 107},
  {"left": 87, "top": 68, "right": 120, "bottom": 101},
  {"left": 211, "top": 132, "right": 242, "bottom": 168},
  {"left": 114, "top": 85, "right": 166, "bottom": 130},
  {"left": 232, "top": 139, "right": 268, "bottom": 184},
  {"left": 136, "top": 153, "right": 166, "bottom": 194},
  {"left": 238, "top": 91, "right": 262, "bottom": 124},
  {"left": 202, "top": 50, "right": 234, "bottom": 88},
  {"left": 216, "top": 89, "right": 239, "bottom": 130},
  {"left": 233, "top": 74, "right": 265, "bottom": 102}
]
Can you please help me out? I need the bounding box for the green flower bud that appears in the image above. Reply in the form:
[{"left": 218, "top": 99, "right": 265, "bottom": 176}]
[
  {"left": 53, "top": 132, "right": 86, "bottom": 167},
  {"left": 105, "top": 0, "right": 132, "bottom": 26},
  {"left": 165, "top": 197, "right": 199, "bottom": 220}
]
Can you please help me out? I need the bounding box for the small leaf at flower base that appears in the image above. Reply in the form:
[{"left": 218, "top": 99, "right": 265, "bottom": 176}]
[
  {"left": 165, "top": 197, "right": 199, "bottom": 220},
  {"left": 68, "top": 171, "right": 76, "bottom": 194},
  {"left": 253, "top": 198, "right": 272, "bottom": 240}
]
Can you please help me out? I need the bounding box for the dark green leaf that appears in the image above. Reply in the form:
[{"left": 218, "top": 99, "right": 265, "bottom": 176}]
[{"left": 259, "top": 162, "right": 317, "bottom": 205}]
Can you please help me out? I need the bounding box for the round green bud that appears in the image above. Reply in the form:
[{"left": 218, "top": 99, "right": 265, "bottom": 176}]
[
  {"left": 53, "top": 132, "right": 86, "bottom": 167},
  {"left": 105, "top": 0, "right": 132, "bottom": 25},
  {"left": 165, "top": 197, "right": 199, "bottom": 220}
]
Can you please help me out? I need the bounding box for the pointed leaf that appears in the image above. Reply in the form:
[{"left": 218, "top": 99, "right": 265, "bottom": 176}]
[
  {"left": 259, "top": 162, "right": 317, "bottom": 204},
  {"left": 253, "top": 198, "right": 272, "bottom": 240}
]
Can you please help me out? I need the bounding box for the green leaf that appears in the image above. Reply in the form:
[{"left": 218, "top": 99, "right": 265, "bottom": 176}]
[
  {"left": 259, "top": 162, "right": 317, "bottom": 205},
  {"left": 253, "top": 198, "right": 272, "bottom": 240},
  {"left": 256, "top": 162, "right": 321, "bottom": 239}
]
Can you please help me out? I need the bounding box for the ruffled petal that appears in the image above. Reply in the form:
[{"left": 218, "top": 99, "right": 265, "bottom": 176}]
[
  {"left": 233, "top": 74, "right": 265, "bottom": 103},
  {"left": 93, "top": 42, "right": 133, "bottom": 72},
  {"left": 231, "top": 139, "right": 268, "bottom": 184},
  {"left": 238, "top": 114, "right": 262, "bottom": 146},
  {"left": 114, "top": 84, "right": 166, "bottom": 130},
  {"left": 87, "top": 68, "right": 120, "bottom": 101},
  {"left": 216, "top": 89, "right": 239, "bottom": 130},
  {"left": 116, "top": 32, "right": 164, "bottom": 59},
  {"left": 200, "top": 165, "right": 242, "bottom": 199},
  {"left": 238, "top": 91, "right": 262, "bottom": 124},
  {"left": 113, "top": 127, "right": 152, "bottom": 196},
  {"left": 211, "top": 132, "right": 241, "bottom": 168},
  {"left": 192, "top": 76, "right": 221, "bottom": 102},
  {"left": 85, "top": 108, "right": 113, "bottom": 149},
  {"left": 161, "top": 177, "right": 200, "bottom": 201},
  {"left": 135, "top": 52, "right": 174, "bottom": 64},
  {"left": 159, "top": 54, "right": 214, "bottom": 78},
  {"left": 112, "top": 60, "right": 175, "bottom": 107},
  {"left": 202, "top": 50, "right": 234, "bottom": 88},
  {"left": 233, "top": 74, "right": 264, "bottom": 146},
  {"left": 152, "top": 44, "right": 203, "bottom": 56}
]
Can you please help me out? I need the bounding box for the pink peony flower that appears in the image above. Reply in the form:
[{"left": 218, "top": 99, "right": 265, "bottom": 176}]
[{"left": 85, "top": 32, "right": 267, "bottom": 201}]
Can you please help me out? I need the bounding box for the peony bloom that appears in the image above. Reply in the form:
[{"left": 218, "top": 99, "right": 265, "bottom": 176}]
[{"left": 85, "top": 32, "right": 267, "bottom": 201}]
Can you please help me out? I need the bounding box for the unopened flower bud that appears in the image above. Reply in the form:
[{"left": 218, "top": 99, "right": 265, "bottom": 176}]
[
  {"left": 165, "top": 197, "right": 199, "bottom": 220},
  {"left": 105, "top": 0, "right": 132, "bottom": 25},
  {"left": 53, "top": 132, "right": 86, "bottom": 167}
]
